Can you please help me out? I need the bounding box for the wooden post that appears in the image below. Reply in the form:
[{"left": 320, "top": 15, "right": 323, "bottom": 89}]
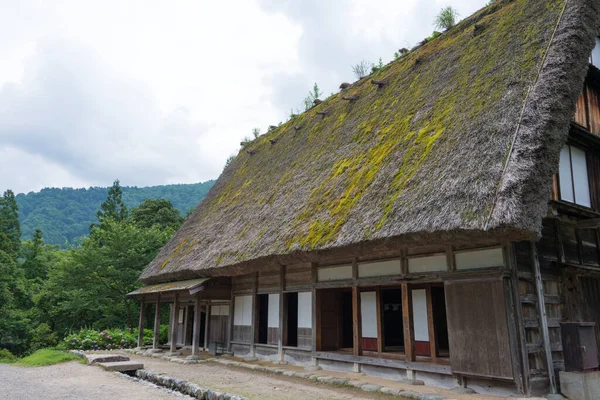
[
  {"left": 402, "top": 282, "right": 415, "bottom": 362},
  {"left": 376, "top": 287, "right": 383, "bottom": 355},
  {"left": 204, "top": 301, "right": 211, "bottom": 350},
  {"left": 228, "top": 292, "right": 235, "bottom": 352},
  {"left": 531, "top": 242, "right": 557, "bottom": 394},
  {"left": 426, "top": 286, "right": 437, "bottom": 360},
  {"left": 170, "top": 293, "right": 180, "bottom": 353},
  {"left": 191, "top": 294, "right": 202, "bottom": 357},
  {"left": 153, "top": 294, "right": 161, "bottom": 349},
  {"left": 278, "top": 265, "right": 286, "bottom": 362},
  {"left": 507, "top": 241, "right": 529, "bottom": 395},
  {"left": 137, "top": 297, "right": 145, "bottom": 348},
  {"left": 251, "top": 272, "right": 258, "bottom": 357},
  {"left": 446, "top": 245, "right": 456, "bottom": 272},
  {"left": 352, "top": 286, "right": 362, "bottom": 356},
  {"left": 311, "top": 263, "right": 319, "bottom": 365}
]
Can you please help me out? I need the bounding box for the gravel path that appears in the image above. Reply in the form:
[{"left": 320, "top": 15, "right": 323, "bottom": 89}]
[{"left": 0, "top": 362, "right": 183, "bottom": 400}]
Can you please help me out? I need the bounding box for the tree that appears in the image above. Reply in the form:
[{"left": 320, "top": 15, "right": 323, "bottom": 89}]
[
  {"left": 352, "top": 60, "right": 371, "bottom": 80},
  {"left": 95, "top": 180, "right": 128, "bottom": 227},
  {"left": 252, "top": 128, "right": 261, "bottom": 139},
  {"left": 434, "top": 6, "right": 459, "bottom": 31},
  {"left": 0, "top": 190, "right": 21, "bottom": 259},
  {"left": 20, "top": 229, "right": 47, "bottom": 280},
  {"left": 131, "top": 198, "right": 184, "bottom": 230}
]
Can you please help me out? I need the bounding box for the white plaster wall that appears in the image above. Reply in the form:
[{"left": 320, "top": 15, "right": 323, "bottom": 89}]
[
  {"left": 408, "top": 254, "right": 447, "bottom": 273},
  {"left": 412, "top": 289, "right": 429, "bottom": 341},
  {"left": 317, "top": 265, "right": 352, "bottom": 281},
  {"left": 361, "top": 291, "right": 377, "bottom": 338},
  {"left": 268, "top": 293, "right": 280, "bottom": 328},
  {"left": 358, "top": 259, "right": 401, "bottom": 278},
  {"left": 455, "top": 248, "right": 503, "bottom": 270},
  {"left": 298, "top": 292, "right": 312, "bottom": 328}
]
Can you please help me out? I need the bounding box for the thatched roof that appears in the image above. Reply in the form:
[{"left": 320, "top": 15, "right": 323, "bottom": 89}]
[{"left": 141, "top": 0, "right": 600, "bottom": 284}]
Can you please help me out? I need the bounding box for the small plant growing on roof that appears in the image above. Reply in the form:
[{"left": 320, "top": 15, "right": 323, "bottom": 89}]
[
  {"left": 252, "top": 127, "right": 261, "bottom": 139},
  {"left": 223, "top": 154, "right": 235, "bottom": 170},
  {"left": 240, "top": 136, "right": 252, "bottom": 148},
  {"left": 303, "top": 82, "right": 323, "bottom": 111},
  {"left": 352, "top": 60, "right": 371, "bottom": 80},
  {"left": 371, "top": 57, "right": 384, "bottom": 74},
  {"left": 434, "top": 6, "right": 459, "bottom": 31}
]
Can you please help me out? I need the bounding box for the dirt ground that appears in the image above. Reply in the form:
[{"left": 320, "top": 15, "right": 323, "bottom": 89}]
[{"left": 0, "top": 362, "right": 183, "bottom": 400}]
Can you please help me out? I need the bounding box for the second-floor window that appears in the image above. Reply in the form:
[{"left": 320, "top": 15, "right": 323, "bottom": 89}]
[
  {"left": 559, "top": 144, "right": 591, "bottom": 207},
  {"left": 591, "top": 37, "right": 600, "bottom": 68}
]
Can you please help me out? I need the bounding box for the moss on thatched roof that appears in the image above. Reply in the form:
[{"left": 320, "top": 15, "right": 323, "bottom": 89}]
[{"left": 141, "top": 0, "right": 600, "bottom": 283}]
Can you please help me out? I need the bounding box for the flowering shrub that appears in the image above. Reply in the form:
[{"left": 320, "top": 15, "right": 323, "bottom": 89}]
[{"left": 63, "top": 328, "right": 154, "bottom": 351}]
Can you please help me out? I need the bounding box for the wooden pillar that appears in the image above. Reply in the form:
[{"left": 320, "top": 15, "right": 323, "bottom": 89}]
[
  {"left": 507, "top": 241, "right": 529, "bottom": 395},
  {"left": 153, "top": 294, "right": 161, "bottom": 349},
  {"left": 204, "top": 301, "right": 211, "bottom": 350},
  {"left": 251, "top": 272, "right": 258, "bottom": 356},
  {"left": 191, "top": 294, "right": 202, "bottom": 357},
  {"left": 311, "top": 263, "right": 318, "bottom": 358},
  {"left": 352, "top": 286, "right": 362, "bottom": 356},
  {"left": 425, "top": 286, "right": 437, "bottom": 360},
  {"left": 402, "top": 282, "right": 415, "bottom": 362},
  {"left": 170, "top": 293, "right": 180, "bottom": 353},
  {"left": 376, "top": 287, "right": 383, "bottom": 354},
  {"left": 278, "top": 265, "right": 286, "bottom": 362},
  {"left": 228, "top": 292, "right": 235, "bottom": 352},
  {"left": 531, "top": 242, "right": 557, "bottom": 394},
  {"left": 137, "top": 297, "right": 145, "bottom": 348}
]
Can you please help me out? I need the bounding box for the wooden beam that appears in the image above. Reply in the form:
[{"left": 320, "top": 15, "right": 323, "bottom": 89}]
[
  {"left": 425, "top": 287, "right": 437, "bottom": 360},
  {"left": 402, "top": 282, "right": 415, "bottom": 362},
  {"left": 376, "top": 287, "right": 383, "bottom": 355},
  {"left": 251, "top": 272, "right": 258, "bottom": 356},
  {"left": 153, "top": 294, "right": 161, "bottom": 349},
  {"left": 531, "top": 242, "right": 557, "bottom": 394},
  {"left": 507, "top": 242, "right": 530, "bottom": 396},
  {"left": 191, "top": 295, "right": 201, "bottom": 356},
  {"left": 170, "top": 293, "right": 180, "bottom": 353},
  {"left": 137, "top": 297, "right": 145, "bottom": 348},
  {"left": 352, "top": 286, "right": 362, "bottom": 356},
  {"left": 278, "top": 265, "right": 286, "bottom": 362},
  {"left": 575, "top": 217, "right": 600, "bottom": 230},
  {"left": 204, "top": 301, "right": 211, "bottom": 350}
]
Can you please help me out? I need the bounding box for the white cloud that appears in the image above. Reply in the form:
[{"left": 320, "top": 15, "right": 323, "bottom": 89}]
[{"left": 0, "top": 0, "right": 488, "bottom": 194}]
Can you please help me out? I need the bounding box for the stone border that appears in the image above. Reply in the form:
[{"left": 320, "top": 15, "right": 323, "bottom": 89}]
[
  {"left": 136, "top": 369, "right": 247, "bottom": 400},
  {"left": 125, "top": 349, "right": 447, "bottom": 400}
]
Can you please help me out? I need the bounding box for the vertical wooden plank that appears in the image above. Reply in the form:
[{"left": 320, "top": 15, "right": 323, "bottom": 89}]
[
  {"left": 313, "top": 288, "right": 319, "bottom": 353},
  {"left": 574, "top": 86, "right": 589, "bottom": 129},
  {"left": 555, "top": 220, "right": 566, "bottom": 264},
  {"left": 588, "top": 83, "right": 600, "bottom": 135},
  {"left": 376, "top": 287, "right": 383, "bottom": 355},
  {"left": 278, "top": 265, "right": 285, "bottom": 362},
  {"left": 227, "top": 292, "right": 234, "bottom": 352},
  {"left": 352, "top": 286, "right": 362, "bottom": 356},
  {"left": 446, "top": 245, "right": 456, "bottom": 272},
  {"left": 426, "top": 287, "right": 437, "bottom": 360},
  {"left": 137, "top": 297, "right": 145, "bottom": 348},
  {"left": 508, "top": 242, "right": 530, "bottom": 395},
  {"left": 400, "top": 249, "right": 408, "bottom": 277},
  {"left": 551, "top": 174, "right": 560, "bottom": 201},
  {"left": 170, "top": 293, "right": 180, "bottom": 353},
  {"left": 191, "top": 295, "right": 201, "bottom": 356},
  {"left": 531, "top": 242, "right": 557, "bottom": 394},
  {"left": 204, "top": 301, "right": 211, "bottom": 350},
  {"left": 153, "top": 294, "right": 161, "bottom": 349},
  {"left": 402, "top": 282, "right": 415, "bottom": 362},
  {"left": 251, "top": 272, "right": 258, "bottom": 356}
]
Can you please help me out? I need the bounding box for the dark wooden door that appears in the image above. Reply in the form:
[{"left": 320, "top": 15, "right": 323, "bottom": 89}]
[{"left": 445, "top": 278, "right": 514, "bottom": 380}]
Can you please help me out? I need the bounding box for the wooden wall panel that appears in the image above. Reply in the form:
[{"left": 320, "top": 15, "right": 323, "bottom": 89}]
[
  {"left": 587, "top": 84, "right": 600, "bottom": 136},
  {"left": 579, "top": 277, "right": 600, "bottom": 361},
  {"left": 232, "top": 275, "right": 254, "bottom": 294},
  {"left": 319, "top": 291, "right": 339, "bottom": 351},
  {"left": 233, "top": 325, "right": 252, "bottom": 342},
  {"left": 285, "top": 264, "right": 312, "bottom": 289},
  {"left": 445, "top": 278, "right": 514, "bottom": 380},
  {"left": 258, "top": 271, "right": 280, "bottom": 292},
  {"left": 574, "top": 89, "right": 589, "bottom": 129},
  {"left": 587, "top": 152, "right": 600, "bottom": 212}
]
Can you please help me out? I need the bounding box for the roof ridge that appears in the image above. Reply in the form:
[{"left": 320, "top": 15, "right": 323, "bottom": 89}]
[{"left": 482, "top": 0, "right": 568, "bottom": 231}]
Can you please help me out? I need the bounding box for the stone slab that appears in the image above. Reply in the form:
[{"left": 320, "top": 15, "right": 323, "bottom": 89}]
[
  {"left": 560, "top": 371, "right": 600, "bottom": 400},
  {"left": 86, "top": 354, "right": 129, "bottom": 365},
  {"left": 97, "top": 361, "right": 144, "bottom": 372}
]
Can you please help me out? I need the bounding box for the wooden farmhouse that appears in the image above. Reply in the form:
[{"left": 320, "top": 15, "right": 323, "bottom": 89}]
[{"left": 130, "top": 0, "right": 600, "bottom": 397}]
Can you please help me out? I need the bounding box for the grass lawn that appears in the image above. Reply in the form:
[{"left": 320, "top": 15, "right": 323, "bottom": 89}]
[{"left": 0, "top": 349, "right": 81, "bottom": 366}]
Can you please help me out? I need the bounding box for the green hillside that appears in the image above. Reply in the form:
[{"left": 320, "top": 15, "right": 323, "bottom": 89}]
[{"left": 16, "top": 181, "right": 215, "bottom": 246}]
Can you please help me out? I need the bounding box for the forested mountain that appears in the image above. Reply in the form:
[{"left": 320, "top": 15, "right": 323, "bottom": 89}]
[{"left": 16, "top": 181, "right": 214, "bottom": 246}]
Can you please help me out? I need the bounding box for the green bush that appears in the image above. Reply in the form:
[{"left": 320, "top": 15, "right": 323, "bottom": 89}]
[
  {"left": 0, "top": 349, "right": 16, "bottom": 362},
  {"left": 63, "top": 328, "right": 144, "bottom": 351},
  {"left": 30, "top": 323, "right": 59, "bottom": 351}
]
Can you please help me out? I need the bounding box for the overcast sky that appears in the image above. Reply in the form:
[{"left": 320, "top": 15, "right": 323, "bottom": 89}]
[{"left": 0, "top": 0, "right": 486, "bottom": 195}]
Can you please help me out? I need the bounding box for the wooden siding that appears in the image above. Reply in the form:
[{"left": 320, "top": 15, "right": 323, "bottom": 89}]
[
  {"left": 258, "top": 271, "right": 280, "bottom": 293},
  {"left": 233, "top": 325, "right": 252, "bottom": 342},
  {"left": 574, "top": 81, "right": 600, "bottom": 136},
  {"left": 232, "top": 275, "right": 254, "bottom": 294},
  {"left": 445, "top": 278, "right": 514, "bottom": 380},
  {"left": 298, "top": 328, "right": 312, "bottom": 348},
  {"left": 285, "top": 263, "right": 312, "bottom": 289}
]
